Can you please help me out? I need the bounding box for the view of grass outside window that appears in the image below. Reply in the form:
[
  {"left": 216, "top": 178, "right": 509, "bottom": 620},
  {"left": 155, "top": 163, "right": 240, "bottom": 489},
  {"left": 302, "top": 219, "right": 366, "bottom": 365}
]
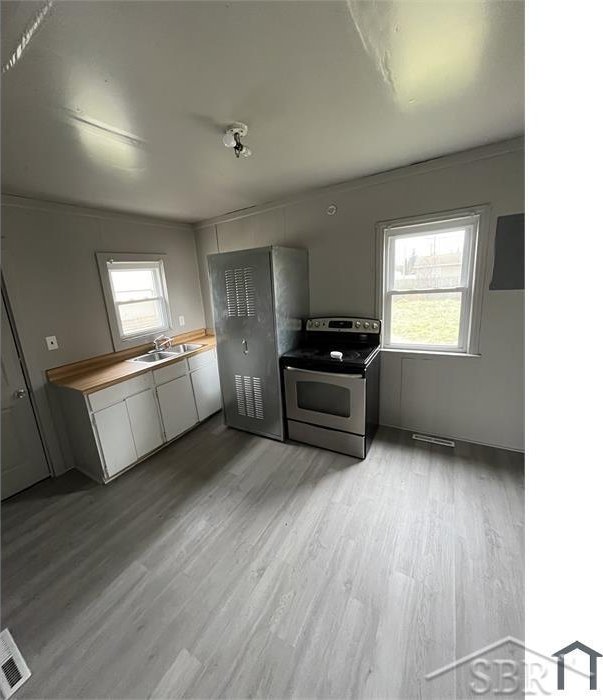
[
  {"left": 391, "top": 293, "right": 462, "bottom": 346},
  {"left": 384, "top": 217, "right": 478, "bottom": 351}
]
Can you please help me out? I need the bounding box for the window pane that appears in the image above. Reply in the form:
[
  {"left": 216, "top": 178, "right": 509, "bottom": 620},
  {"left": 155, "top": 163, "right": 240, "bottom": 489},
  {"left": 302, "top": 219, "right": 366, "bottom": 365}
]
[
  {"left": 390, "top": 292, "right": 462, "bottom": 346},
  {"left": 118, "top": 299, "right": 165, "bottom": 336},
  {"left": 109, "top": 267, "right": 159, "bottom": 302},
  {"left": 392, "top": 229, "right": 465, "bottom": 290}
]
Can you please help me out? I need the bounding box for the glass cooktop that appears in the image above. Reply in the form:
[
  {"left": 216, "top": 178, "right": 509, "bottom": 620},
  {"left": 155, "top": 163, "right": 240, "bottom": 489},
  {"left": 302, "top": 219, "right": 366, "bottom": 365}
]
[{"left": 281, "top": 343, "right": 379, "bottom": 369}]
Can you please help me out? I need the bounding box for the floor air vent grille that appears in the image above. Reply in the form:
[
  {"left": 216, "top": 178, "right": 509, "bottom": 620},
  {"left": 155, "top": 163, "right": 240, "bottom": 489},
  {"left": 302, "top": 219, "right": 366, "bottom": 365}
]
[
  {"left": 412, "top": 433, "right": 455, "bottom": 448},
  {"left": 225, "top": 267, "right": 255, "bottom": 317},
  {"left": 234, "top": 375, "right": 264, "bottom": 419},
  {"left": 0, "top": 629, "right": 30, "bottom": 699}
]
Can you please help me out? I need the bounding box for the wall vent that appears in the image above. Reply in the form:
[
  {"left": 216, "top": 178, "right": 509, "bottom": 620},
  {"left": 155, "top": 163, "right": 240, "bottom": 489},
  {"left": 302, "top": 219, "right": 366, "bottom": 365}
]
[
  {"left": 225, "top": 267, "right": 255, "bottom": 317},
  {"left": 412, "top": 433, "right": 455, "bottom": 448},
  {"left": 234, "top": 375, "right": 264, "bottom": 419},
  {"left": 252, "top": 377, "right": 264, "bottom": 419},
  {"left": 235, "top": 375, "right": 246, "bottom": 416},
  {"left": 0, "top": 629, "right": 30, "bottom": 699}
]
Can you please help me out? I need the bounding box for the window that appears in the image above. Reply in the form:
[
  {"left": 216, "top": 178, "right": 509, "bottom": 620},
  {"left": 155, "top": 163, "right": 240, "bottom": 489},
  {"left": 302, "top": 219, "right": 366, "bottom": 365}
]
[
  {"left": 96, "top": 253, "right": 172, "bottom": 348},
  {"left": 379, "top": 208, "right": 486, "bottom": 354}
]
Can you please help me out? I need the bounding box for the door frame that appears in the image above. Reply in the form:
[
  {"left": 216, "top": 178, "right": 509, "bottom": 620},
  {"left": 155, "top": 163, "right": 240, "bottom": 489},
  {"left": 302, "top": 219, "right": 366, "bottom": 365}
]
[{"left": 1, "top": 276, "right": 52, "bottom": 483}]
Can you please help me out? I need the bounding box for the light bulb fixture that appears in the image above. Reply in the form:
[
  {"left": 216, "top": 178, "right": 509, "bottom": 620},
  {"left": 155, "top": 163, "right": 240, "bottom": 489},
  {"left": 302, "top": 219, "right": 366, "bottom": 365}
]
[{"left": 223, "top": 122, "right": 252, "bottom": 158}]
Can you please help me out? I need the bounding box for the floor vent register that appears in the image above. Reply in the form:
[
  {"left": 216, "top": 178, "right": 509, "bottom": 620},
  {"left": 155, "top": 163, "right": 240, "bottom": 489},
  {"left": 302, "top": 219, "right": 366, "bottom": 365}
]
[{"left": 0, "top": 629, "right": 31, "bottom": 699}]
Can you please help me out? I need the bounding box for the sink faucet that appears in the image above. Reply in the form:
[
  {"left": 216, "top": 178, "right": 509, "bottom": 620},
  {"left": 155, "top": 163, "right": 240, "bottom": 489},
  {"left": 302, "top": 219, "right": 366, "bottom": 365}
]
[{"left": 153, "top": 334, "right": 173, "bottom": 351}]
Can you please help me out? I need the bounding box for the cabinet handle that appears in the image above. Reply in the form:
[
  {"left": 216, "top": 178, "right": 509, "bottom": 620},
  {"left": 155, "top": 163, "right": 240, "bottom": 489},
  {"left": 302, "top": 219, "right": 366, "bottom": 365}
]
[
  {"left": 14, "top": 388, "right": 27, "bottom": 399},
  {"left": 242, "top": 339, "right": 248, "bottom": 355}
]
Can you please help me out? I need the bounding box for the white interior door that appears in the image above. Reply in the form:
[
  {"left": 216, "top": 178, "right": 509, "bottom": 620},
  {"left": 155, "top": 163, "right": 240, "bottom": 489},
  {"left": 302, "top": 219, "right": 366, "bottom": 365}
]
[{"left": 1, "top": 295, "right": 49, "bottom": 499}]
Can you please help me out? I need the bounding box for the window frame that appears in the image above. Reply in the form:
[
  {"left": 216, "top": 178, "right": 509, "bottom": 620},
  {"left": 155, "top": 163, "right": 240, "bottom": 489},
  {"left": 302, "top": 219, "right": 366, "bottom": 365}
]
[
  {"left": 376, "top": 206, "right": 490, "bottom": 356},
  {"left": 96, "top": 252, "right": 173, "bottom": 350}
]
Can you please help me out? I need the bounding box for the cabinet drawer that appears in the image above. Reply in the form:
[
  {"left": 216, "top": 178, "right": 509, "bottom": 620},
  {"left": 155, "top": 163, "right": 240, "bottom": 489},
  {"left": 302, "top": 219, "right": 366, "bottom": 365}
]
[
  {"left": 187, "top": 348, "right": 217, "bottom": 372},
  {"left": 88, "top": 373, "right": 153, "bottom": 412},
  {"left": 153, "top": 359, "right": 188, "bottom": 385}
]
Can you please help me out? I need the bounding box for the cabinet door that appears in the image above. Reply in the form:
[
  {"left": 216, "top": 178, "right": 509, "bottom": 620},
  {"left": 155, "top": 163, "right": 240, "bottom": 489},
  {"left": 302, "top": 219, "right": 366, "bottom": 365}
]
[
  {"left": 126, "top": 389, "right": 164, "bottom": 458},
  {"left": 156, "top": 375, "right": 198, "bottom": 441},
  {"left": 93, "top": 402, "right": 137, "bottom": 478},
  {"left": 191, "top": 354, "right": 222, "bottom": 422}
]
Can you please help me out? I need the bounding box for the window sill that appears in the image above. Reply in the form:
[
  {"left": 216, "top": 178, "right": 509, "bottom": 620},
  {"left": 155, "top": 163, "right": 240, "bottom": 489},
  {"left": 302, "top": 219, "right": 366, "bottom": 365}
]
[{"left": 380, "top": 347, "right": 481, "bottom": 359}]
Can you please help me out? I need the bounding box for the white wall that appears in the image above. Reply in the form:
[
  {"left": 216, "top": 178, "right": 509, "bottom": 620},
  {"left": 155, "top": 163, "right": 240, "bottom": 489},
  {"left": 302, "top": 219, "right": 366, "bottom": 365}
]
[
  {"left": 1, "top": 196, "right": 204, "bottom": 474},
  {"left": 195, "top": 139, "right": 524, "bottom": 451}
]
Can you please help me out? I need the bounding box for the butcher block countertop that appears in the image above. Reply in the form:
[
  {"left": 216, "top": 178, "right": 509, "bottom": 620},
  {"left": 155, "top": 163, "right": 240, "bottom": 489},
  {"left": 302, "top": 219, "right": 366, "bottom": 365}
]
[{"left": 46, "top": 330, "right": 216, "bottom": 394}]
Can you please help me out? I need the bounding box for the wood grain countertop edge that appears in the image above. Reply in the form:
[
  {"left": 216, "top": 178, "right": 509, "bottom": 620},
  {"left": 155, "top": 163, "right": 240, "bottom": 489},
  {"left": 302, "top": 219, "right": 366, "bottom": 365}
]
[{"left": 46, "top": 330, "right": 217, "bottom": 394}]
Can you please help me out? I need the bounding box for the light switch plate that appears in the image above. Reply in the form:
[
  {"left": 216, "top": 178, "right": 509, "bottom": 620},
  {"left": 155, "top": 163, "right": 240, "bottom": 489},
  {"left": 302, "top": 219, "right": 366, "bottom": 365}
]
[
  {"left": 45, "top": 335, "right": 58, "bottom": 350},
  {"left": 178, "top": 315, "right": 185, "bottom": 327}
]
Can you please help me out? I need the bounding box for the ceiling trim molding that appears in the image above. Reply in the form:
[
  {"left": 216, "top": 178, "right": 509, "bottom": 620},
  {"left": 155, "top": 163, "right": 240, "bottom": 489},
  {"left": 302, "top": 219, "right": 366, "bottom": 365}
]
[
  {"left": 194, "top": 136, "right": 524, "bottom": 230},
  {"left": 1, "top": 193, "right": 193, "bottom": 231}
]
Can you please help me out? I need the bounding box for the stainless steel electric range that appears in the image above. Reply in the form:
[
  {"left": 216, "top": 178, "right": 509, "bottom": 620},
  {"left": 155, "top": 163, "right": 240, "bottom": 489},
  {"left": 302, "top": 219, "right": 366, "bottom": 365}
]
[{"left": 280, "top": 317, "right": 381, "bottom": 459}]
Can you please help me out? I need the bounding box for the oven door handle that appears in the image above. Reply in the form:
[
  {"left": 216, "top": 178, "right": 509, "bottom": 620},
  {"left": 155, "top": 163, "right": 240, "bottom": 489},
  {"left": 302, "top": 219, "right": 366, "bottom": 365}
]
[{"left": 284, "top": 366, "right": 364, "bottom": 380}]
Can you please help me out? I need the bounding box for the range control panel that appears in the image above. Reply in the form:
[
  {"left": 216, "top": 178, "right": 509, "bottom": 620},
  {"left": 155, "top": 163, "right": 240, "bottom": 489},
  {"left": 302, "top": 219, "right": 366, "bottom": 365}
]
[{"left": 306, "top": 317, "right": 381, "bottom": 334}]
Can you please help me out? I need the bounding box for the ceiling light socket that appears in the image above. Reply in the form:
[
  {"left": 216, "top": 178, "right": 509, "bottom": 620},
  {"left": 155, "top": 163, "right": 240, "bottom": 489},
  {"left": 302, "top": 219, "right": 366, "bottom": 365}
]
[
  {"left": 230, "top": 122, "right": 248, "bottom": 137},
  {"left": 223, "top": 122, "right": 248, "bottom": 146},
  {"left": 223, "top": 122, "right": 252, "bottom": 159}
]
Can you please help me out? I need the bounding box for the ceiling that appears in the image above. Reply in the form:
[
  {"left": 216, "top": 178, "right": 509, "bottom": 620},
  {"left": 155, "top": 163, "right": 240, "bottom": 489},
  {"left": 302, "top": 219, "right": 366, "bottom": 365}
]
[{"left": 1, "top": 1, "right": 524, "bottom": 222}]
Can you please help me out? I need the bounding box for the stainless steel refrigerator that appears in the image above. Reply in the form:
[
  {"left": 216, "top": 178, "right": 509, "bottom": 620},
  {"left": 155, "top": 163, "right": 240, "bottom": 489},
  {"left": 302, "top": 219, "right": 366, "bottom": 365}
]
[{"left": 208, "top": 246, "right": 308, "bottom": 440}]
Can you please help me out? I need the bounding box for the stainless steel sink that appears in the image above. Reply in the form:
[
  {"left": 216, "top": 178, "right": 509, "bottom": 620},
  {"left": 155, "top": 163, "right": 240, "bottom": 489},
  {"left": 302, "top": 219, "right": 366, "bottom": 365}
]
[
  {"left": 128, "top": 343, "right": 205, "bottom": 365},
  {"left": 169, "top": 343, "right": 205, "bottom": 354},
  {"left": 129, "top": 351, "right": 177, "bottom": 364}
]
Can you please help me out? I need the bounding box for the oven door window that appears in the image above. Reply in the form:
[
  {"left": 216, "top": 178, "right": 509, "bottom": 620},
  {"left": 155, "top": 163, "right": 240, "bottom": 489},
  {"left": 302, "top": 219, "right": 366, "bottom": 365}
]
[{"left": 296, "top": 381, "right": 351, "bottom": 418}]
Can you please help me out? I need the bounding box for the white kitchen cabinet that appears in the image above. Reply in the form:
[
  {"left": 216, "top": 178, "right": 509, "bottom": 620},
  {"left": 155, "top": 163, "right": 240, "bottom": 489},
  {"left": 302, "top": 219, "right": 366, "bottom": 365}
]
[
  {"left": 55, "top": 346, "right": 220, "bottom": 484},
  {"left": 191, "top": 354, "right": 221, "bottom": 422},
  {"left": 157, "top": 374, "right": 198, "bottom": 441},
  {"left": 126, "top": 388, "right": 164, "bottom": 458},
  {"left": 93, "top": 402, "right": 137, "bottom": 478}
]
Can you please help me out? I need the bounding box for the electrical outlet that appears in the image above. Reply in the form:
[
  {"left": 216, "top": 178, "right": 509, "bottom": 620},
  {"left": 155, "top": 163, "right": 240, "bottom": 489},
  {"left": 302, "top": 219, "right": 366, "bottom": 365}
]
[
  {"left": 178, "top": 315, "right": 185, "bottom": 327},
  {"left": 45, "top": 335, "right": 59, "bottom": 351}
]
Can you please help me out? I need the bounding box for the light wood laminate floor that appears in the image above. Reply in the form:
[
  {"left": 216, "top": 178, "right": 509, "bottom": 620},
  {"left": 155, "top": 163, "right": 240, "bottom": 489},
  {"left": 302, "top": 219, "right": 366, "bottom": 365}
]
[{"left": 1, "top": 415, "right": 524, "bottom": 699}]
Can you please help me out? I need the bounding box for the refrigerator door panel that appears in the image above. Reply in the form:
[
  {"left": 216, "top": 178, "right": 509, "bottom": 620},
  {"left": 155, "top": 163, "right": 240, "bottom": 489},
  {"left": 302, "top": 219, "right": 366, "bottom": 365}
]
[{"left": 209, "top": 248, "right": 283, "bottom": 439}]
